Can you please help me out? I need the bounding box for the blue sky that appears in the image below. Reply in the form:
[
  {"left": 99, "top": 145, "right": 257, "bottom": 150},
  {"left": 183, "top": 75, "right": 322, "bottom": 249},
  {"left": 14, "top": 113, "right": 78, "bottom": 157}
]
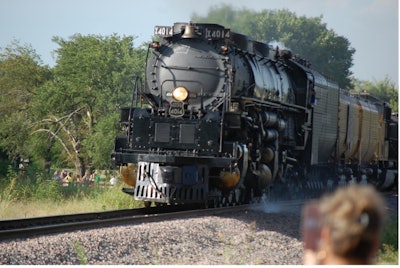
[{"left": 0, "top": 0, "right": 398, "bottom": 86}]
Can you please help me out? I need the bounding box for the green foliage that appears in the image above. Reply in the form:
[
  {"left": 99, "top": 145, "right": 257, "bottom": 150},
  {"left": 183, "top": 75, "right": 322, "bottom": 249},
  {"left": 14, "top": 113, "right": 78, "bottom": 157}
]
[
  {"left": 0, "top": 151, "right": 11, "bottom": 176},
  {"left": 50, "top": 34, "right": 145, "bottom": 110},
  {"left": 94, "top": 183, "right": 137, "bottom": 210},
  {"left": 0, "top": 112, "right": 33, "bottom": 160},
  {"left": 83, "top": 112, "right": 120, "bottom": 169},
  {"left": 0, "top": 166, "right": 19, "bottom": 206},
  {"left": 378, "top": 217, "right": 399, "bottom": 264},
  {"left": 0, "top": 41, "right": 50, "bottom": 111},
  {"left": 192, "top": 5, "right": 355, "bottom": 88},
  {"left": 74, "top": 240, "right": 89, "bottom": 265},
  {"left": 1, "top": 169, "right": 140, "bottom": 219},
  {"left": 352, "top": 76, "right": 398, "bottom": 113},
  {"left": 1, "top": 35, "right": 148, "bottom": 177},
  {"left": 0, "top": 165, "right": 61, "bottom": 202},
  {"left": 0, "top": 41, "right": 51, "bottom": 161},
  {"left": 30, "top": 34, "right": 147, "bottom": 175}
]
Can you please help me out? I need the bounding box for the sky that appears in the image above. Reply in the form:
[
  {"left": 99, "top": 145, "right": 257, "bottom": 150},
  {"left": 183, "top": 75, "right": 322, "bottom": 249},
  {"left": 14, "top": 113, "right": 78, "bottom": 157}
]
[{"left": 0, "top": 0, "right": 398, "bottom": 86}]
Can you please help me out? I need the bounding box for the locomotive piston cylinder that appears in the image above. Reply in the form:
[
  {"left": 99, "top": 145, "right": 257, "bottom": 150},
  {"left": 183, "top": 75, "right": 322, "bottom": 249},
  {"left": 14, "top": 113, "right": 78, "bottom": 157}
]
[
  {"left": 264, "top": 129, "right": 279, "bottom": 141},
  {"left": 262, "top": 111, "right": 278, "bottom": 127},
  {"left": 277, "top": 119, "right": 286, "bottom": 131}
]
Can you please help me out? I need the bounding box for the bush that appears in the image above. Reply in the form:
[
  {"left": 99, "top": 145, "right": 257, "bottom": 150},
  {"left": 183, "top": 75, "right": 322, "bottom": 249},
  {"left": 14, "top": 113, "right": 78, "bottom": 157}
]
[
  {"left": 0, "top": 158, "right": 11, "bottom": 177},
  {"left": 0, "top": 166, "right": 142, "bottom": 219},
  {"left": 0, "top": 166, "right": 19, "bottom": 204},
  {"left": 378, "top": 217, "right": 399, "bottom": 264}
]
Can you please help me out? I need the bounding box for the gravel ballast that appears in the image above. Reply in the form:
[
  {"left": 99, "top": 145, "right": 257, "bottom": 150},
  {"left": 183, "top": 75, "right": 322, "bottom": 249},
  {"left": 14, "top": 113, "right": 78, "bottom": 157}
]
[
  {"left": 1, "top": 194, "right": 397, "bottom": 265},
  {"left": 0, "top": 203, "right": 304, "bottom": 265}
]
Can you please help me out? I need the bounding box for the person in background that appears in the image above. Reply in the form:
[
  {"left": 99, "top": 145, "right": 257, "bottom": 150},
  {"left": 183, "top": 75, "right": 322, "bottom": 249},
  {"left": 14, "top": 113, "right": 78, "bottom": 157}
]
[
  {"left": 60, "top": 169, "right": 67, "bottom": 181},
  {"left": 302, "top": 184, "right": 387, "bottom": 265},
  {"left": 109, "top": 175, "right": 118, "bottom": 186},
  {"left": 53, "top": 170, "right": 61, "bottom": 181},
  {"left": 88, "top": 172, "right": 95, "bottom": 188},
  {"left": 76, "top": 174, "right": 82, "bottom": 186},
  {"left": 81, "top": 171, "right": 90, "bottom": 186},
  {"left": 65, "top": 172, "right": 73, "bottom": 185},
  {"left": 94, "top": 171, "right": 101, "bottom": 184}
]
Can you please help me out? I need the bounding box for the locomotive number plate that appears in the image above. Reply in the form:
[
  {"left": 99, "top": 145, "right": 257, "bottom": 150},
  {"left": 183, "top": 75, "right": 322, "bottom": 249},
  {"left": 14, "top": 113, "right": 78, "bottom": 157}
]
[
  {"left": 204, "top": 27, "right": 230, "bottom": 39},
  {"left": 169, "top": 101, "right": 185, "bottom": 117},
  {"left": 154, "top": 26, "right": 173, "bottom": 37}
]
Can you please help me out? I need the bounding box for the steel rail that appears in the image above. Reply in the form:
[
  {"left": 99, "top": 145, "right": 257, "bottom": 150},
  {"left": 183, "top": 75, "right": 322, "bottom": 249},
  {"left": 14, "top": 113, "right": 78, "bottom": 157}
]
[
  {"left": 1, "top": 190, "right": 395, "bottom": 241},
  {"left": 0, "top": 204, "right": 251, "bottom": 241}
]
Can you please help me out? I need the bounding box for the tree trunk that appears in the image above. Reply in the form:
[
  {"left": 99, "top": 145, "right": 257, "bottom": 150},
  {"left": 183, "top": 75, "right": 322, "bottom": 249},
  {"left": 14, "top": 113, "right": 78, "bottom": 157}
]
[{"left": 74, "top": 155, "right": 85, "bottom": 178}]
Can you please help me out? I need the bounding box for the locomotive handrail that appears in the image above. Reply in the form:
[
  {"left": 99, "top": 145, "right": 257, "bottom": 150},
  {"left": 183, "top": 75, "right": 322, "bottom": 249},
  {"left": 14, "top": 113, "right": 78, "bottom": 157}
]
[
  {"left": 161, "top": 64, "right": 223, "bottom": 71},
  {"left": 240, "top": 96, "right": 307, "bottom": 113},
  {"left": 127, "top": 76, "right": 142, "bottom": 143}
]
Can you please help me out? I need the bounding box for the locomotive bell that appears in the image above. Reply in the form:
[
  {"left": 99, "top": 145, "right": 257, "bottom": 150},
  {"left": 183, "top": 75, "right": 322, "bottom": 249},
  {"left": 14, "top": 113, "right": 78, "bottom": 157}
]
[{"left": 182, "top": 25, "right": 198, "bottom": 39}]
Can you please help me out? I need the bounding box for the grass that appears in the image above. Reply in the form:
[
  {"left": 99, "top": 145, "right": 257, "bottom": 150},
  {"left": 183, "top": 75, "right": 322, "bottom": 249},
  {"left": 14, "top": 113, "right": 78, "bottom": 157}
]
[
  {"left": 0, "top": 167, "right": 142, "bottom": 219},
  {"left": 0, "top": 187, "right": 138, "bottom": 219},
  {"left": 74, "top": 240, "right": 89, "bottom": 265},
  {"left": 377, "top": 217, "right": 399, "bottom": 264}
]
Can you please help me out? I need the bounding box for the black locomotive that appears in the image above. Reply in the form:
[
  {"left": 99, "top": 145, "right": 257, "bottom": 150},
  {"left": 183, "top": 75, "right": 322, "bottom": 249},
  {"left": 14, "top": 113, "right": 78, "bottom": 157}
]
[{"left": 111, "top": 22, "right": 397, "bottom": 206}]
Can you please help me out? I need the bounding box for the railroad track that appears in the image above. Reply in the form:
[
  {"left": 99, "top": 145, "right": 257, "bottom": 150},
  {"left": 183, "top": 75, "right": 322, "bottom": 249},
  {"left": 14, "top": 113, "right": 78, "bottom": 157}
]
[
  {"left": 1, "top": 189, "right": 396, "bottom": 242},
  {"left": 0, "top": 204, "right": 252, "bottom": 241}
]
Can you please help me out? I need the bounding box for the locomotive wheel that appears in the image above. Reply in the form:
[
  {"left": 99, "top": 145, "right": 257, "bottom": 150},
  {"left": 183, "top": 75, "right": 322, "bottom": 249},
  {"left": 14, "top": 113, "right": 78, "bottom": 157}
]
[
  {"left": 242, "top": 187, "right": 253, "bottom": 204},
  {"left": 221, "top": 196, "right": 227, "bottom": 207},
  {"left": 248, "top": 188, "right": 256, "bottom": 203},
  {"left": 234, "top": 188, "right": 244, "bottom": 205},
  {"left": 228, "top": 192, "right": 234, "bottom": 205},
  {"left": 215, "top": 196, "right": 223, "bottom": 208}
]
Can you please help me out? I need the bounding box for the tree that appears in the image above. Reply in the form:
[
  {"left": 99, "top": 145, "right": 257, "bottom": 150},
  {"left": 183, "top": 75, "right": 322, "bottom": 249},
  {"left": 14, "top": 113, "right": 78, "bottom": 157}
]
[
  {"left": 0, "top": 41, "right": 51, "bottom": 163},
  {"left": 32, "top": 34, "right": 146, "bottom": 176},
  {"left": 352, "top": 76, "right": 398, "bottom": 113},
  {"left": 192, "top": 5, "right": 355, "bottom": 88}
]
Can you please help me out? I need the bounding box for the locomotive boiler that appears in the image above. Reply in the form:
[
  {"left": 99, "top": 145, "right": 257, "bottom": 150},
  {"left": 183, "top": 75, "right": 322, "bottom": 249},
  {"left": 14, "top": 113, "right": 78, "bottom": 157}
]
[{"left": 111, "top": 22, "right": 397, "bottom": 206}]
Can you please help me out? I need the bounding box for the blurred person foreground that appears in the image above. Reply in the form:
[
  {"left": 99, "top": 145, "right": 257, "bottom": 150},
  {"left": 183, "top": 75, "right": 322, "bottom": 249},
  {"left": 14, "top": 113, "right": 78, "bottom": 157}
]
[{"left": 302, "top": 184, "right": 387, "bottom": 265}]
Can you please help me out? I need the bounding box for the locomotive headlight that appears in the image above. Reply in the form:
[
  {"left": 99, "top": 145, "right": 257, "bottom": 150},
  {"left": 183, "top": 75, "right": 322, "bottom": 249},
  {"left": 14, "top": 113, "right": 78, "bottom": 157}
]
[
  {"left": 220, "top": 45, "right": 229, "bottom": 53},
  {"left": 151, "top": 41, "right": 160, "bottom": 50},
  {"left": 172, "top": 86, "right": 189, "bottom": 101}
]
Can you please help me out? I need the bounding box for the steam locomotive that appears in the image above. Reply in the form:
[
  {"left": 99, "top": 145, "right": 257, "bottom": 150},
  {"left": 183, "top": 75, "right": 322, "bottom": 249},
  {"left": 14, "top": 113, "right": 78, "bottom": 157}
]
[{"left": 111, "top": 22, "right": 397, "bottom": 206}]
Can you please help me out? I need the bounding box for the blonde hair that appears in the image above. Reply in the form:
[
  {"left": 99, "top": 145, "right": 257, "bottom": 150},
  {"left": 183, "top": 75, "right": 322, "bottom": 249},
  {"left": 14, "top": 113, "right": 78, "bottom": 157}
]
[{"left": 319, "top": 184, "right": 387, "bottom": 259}]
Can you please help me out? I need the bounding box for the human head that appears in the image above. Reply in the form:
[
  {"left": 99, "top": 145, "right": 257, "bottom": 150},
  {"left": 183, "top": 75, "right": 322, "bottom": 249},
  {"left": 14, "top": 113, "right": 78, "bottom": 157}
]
[{"left": 304, "top": 184, "right": 387, "bottom": 264}]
